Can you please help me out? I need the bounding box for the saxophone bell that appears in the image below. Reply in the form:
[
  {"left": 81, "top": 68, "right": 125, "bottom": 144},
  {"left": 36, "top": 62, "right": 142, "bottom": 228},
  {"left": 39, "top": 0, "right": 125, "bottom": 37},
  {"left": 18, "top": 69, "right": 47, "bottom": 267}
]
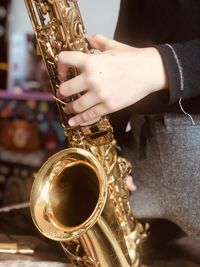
[{"left": 31, "top": 148, "right": 107, "bottom": 242}]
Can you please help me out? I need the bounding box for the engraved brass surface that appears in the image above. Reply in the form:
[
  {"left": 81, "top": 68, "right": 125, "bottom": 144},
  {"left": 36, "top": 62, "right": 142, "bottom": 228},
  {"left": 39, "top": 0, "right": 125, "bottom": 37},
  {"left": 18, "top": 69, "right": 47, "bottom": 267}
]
[{"left": 25, "top": 0, "right": 149, "bottom": 266}]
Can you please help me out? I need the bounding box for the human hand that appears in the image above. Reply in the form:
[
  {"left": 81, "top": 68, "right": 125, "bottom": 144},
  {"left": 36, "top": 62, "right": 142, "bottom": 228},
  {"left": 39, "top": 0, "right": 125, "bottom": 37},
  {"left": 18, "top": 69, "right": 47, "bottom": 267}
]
[
  {"left": 125, "top": 175, "right": 136, "bottom": 192},
  {"left": 57, "top": 34, "right": 168, "bottom": 126}
]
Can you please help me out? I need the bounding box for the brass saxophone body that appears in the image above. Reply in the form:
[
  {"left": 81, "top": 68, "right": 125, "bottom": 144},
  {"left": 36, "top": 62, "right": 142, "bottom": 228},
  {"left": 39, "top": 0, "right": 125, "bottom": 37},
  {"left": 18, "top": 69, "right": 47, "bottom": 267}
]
[{"left": 25, "top": 0, "right": 148, "bottom": 266}]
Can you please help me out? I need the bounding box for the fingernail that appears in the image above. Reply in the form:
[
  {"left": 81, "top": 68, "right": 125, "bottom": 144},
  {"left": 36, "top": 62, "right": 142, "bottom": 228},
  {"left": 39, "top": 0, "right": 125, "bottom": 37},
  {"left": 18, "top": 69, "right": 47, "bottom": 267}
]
[
  {"left": 127, "top": 181, "right": 135, "bottom": 191},
  {"left": 132, "top": 184, "right": 137, "bottom": 191},
  {"left": 68, "top": 118, "right": 76, "bottom": 126}
]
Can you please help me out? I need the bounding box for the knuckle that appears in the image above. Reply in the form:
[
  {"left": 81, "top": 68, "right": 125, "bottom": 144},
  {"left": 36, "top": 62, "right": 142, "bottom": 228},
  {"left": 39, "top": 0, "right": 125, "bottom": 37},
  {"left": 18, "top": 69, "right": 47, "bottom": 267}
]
[
  {"left": 59, "top": 82, "right": 70, "bottom": 95},
  {"left": 86, "top": 76, "right": 94, "bottom": 88},
  {"left": 79, "top": 113, "right": 88, "bottom": 123},
  {"left": 93, "top": 33, "right": 103, "bottom": 41},
  {"left": 87, "top": 109, "right": 98, "bottom": 119},
  {"left": 58, "top": 51, "right": 66, "bottom": 63},
  {"left": 87, "top": 76, "right": 101, "bottom": 92},
  {"left": 73, "top": 101, "right": 83, "bottom": 113},
  {"left": 105, "top": 99, "right": 114, "bottom": 111},
  {"left": 80, "top": 109, "right": 97, "bottom": 123},
  {"left": 66, "top": 80, "right": 72, "bottom": 91},
  {"left": 59, "top": 83, "right": 66, "bottom": 96},
  {"left": 97, "top": 89, "right": 106, "bottom": 101},
  {"left": 84, "top": 55, "right": 93, "bottom": 72}
]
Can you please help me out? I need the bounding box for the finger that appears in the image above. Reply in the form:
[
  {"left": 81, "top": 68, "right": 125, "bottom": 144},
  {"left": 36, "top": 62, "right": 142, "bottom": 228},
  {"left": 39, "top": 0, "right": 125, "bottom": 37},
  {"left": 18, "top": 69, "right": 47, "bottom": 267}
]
[
  {"left": 57, "top": 51, "right": 87, "bottom": 81},
  {"left": 68, "top": 103, "right": 106, "bottom": 126},
  {"left": 63, "top": 92, "right": 100, "bottom": 114},
  {"left": 125, "top": 176, "right": 136, "bottom": 192},
  {"left": 58, "top": 73, "right": 87, "bottom": 99},
  {"left": 87, "top": 34, "right": 118, "bottom": 52}
]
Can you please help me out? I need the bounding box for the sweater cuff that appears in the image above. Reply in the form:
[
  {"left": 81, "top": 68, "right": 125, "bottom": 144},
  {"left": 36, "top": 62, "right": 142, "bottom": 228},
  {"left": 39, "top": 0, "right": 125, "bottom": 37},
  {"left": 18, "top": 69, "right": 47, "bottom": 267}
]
[{"left": 155, "top": 44, "right": 183, "bottom": 104}]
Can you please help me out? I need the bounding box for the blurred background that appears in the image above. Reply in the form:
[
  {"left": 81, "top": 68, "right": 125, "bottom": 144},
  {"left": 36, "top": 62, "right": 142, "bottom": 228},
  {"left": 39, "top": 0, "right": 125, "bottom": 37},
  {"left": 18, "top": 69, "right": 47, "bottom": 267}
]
[
  {"left": 0, "top": 0, "right": 120, "bottom": 206},
  {"left": 5, "top": 0, "right": 120, "bottom": 92},
  {"left": 0, "top": 1, "right": 199, "bottom": 267},
  {"left": 0, "top": 0, "right": 120, "bottom": 266}
]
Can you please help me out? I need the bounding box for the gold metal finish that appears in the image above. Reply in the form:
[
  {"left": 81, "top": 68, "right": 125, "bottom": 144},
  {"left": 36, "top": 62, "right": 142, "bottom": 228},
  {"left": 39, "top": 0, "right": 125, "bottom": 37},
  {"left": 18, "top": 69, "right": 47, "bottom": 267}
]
[
  {"left": 25, "top": 0, "right": 149, "bottom": 266},
  {"left": 0, "top": 243, "right": 34, "bottom": 254}
]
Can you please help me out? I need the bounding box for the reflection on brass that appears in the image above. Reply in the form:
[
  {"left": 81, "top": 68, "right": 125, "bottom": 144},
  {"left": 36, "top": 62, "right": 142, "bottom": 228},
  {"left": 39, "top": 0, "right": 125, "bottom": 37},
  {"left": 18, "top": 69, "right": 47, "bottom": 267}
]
[
  {"left": 0, "top": 202, "right": 30, "bottom": 213},
  {"left": 24, "top": 0, "right": 149, "bottom": 266},
  {"left": 0, "top": 243, "right": 34, "bottom": 254}
]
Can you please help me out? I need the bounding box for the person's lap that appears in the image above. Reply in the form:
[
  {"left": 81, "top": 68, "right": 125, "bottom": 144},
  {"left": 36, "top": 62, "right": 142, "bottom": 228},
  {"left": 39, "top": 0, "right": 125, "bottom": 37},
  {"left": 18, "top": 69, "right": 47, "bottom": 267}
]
[{"left": 123, "top": 113, "right": 200, "bottom": 244}]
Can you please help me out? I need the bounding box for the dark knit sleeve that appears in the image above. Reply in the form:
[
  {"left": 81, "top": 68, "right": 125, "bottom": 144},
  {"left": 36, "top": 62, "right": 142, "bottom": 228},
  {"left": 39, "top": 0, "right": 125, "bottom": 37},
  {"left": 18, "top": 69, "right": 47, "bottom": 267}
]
[{"left": 155, "top": 40, "right": 200, "bottom": 104}]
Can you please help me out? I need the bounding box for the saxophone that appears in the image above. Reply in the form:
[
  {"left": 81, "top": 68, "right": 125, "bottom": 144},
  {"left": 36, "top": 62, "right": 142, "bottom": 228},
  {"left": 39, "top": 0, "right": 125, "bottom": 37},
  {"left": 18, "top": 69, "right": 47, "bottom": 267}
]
[{"left": 25, "top": 1, "right": 148, "bottom": 266}]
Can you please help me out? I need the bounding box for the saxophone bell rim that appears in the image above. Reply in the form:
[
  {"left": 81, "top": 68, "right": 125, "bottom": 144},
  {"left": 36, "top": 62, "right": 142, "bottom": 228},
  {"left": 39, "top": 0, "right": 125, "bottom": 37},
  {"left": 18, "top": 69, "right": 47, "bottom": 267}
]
[{"left": 30, "top": 147, "right": 108, "bottom": 241}]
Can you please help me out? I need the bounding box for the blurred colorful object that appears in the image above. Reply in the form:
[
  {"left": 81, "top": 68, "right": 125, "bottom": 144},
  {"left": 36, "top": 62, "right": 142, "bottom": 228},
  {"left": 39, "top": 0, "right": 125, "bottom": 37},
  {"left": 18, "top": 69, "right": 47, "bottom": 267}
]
[
  {"left": 0, "top": 1, "right": 11, "bottom": 88},
  {"left": 0, "top": 92, "right": 65, "bottom": 167}
]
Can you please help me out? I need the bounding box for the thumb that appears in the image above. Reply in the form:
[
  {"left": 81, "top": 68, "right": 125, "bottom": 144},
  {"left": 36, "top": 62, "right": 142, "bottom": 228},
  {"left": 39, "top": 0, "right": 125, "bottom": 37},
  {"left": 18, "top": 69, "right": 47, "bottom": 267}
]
[
  {"left": 87, "top": 34, "right": 118, "bottom": 52},
  {"left": 125, "top": 175, "right": 137, "bottom": 192}
]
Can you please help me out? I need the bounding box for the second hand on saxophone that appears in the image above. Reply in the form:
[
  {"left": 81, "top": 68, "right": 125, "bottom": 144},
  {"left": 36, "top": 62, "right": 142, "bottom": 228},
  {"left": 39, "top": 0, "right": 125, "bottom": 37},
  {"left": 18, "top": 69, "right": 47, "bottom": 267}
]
[{"left": 25, "top": 0, "right": 149, "bottom": 266}]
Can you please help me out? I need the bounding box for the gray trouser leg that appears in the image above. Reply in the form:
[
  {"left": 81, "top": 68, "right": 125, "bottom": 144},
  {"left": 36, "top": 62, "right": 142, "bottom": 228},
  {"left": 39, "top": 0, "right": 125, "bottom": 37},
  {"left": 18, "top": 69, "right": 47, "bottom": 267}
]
[{"left": 124, "top": 114, "right": 200, "bottom": 244}]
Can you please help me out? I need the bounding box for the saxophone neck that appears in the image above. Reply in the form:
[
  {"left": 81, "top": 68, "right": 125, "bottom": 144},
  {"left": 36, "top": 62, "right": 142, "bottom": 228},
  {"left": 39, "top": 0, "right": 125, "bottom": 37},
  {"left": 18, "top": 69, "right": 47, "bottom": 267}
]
[{"left": 25, "top": 0, "right": 91, "bottom": 128}]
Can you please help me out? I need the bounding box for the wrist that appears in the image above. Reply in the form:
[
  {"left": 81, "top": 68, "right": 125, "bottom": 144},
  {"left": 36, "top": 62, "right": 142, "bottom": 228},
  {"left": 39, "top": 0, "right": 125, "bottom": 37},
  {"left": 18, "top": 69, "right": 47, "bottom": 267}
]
[{"left": 146, "top": 47, "right": 169, "bottom": 93}]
